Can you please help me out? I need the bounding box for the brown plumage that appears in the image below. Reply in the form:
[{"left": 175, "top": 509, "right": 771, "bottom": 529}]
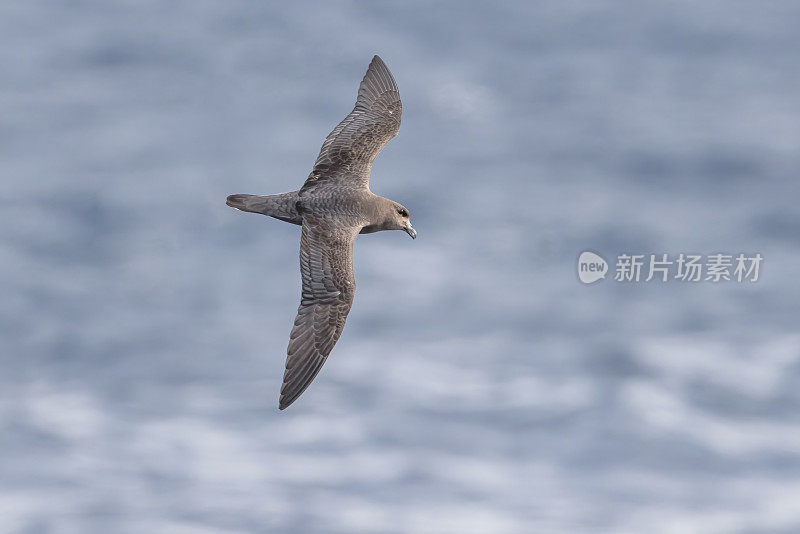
[{"left": 226, "top": 56, "right": 416, "bottom": 410}]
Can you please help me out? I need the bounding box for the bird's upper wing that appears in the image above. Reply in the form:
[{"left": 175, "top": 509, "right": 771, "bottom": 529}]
[
  {"left": 300, "top": 55, "right": 402, "bottom": 194},
  {"left": 279, "top": 215, "right": 360, "bottom": 410}
]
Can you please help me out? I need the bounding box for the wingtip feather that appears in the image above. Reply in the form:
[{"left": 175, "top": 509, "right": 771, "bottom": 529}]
[{"left": 278, "top": 393, "right": 298, "bottom": 410}]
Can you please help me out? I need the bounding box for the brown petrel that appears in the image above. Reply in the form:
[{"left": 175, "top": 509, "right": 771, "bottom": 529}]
[{"left": 227, "top": 56, "right": 415, "bottom": 410}]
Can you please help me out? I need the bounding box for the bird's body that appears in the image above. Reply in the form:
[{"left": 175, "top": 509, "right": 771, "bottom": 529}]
[{"left": 226, "top": 56, "right": 415, "bottom": 410}]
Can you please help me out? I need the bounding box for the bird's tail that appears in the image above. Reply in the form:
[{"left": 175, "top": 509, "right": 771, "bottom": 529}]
[
  {"left": 226, "top": 192, "right": 303, "bottom": 225},
  {"left": 226, "top": 194, "right": 264, "bottom": 212}
]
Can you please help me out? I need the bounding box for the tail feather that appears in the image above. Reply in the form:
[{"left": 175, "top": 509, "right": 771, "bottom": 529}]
[
  {"left": 226, "top": 192, "right": 303, "bottom": 225},
  {"left": 226, "top": 194, "right": 262, "bottom": 212}
]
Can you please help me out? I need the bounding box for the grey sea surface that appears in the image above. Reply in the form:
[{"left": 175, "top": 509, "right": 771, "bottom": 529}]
[{"left": 3, "top": 2, "right": 800, "bottom": 533}]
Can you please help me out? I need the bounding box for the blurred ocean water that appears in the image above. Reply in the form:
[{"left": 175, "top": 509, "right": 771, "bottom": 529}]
[{"left": 2, "top": 1, "right": 800, "bottom": 533}]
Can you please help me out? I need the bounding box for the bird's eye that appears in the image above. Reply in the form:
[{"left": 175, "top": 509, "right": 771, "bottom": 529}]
[{"left": 398, "top": 208, "right": 408, "bottom": 217}]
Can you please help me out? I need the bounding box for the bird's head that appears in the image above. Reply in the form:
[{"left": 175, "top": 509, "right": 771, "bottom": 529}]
[
  {"left": 362, "top": 197, "right": 416, "bottom": 238},
  {"left": 390, "top": 202, "right": 416, "bottom": 239}
]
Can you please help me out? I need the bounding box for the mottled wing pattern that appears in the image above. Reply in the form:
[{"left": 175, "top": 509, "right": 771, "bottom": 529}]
[
  {"left": 279, "top": 216, "right": 360, "bottom": 409},
  {"left": 301, "top": 55, "right": 402, "bottom": 193}
]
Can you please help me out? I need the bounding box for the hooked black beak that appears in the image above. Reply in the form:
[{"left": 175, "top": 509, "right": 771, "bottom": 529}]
[{"left": 404, "top": 224, "right": 417, "bottom": 239}]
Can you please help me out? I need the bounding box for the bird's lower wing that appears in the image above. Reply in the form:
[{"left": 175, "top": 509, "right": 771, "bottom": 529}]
[{"left": 279, "top": 217, "right": 360, "bottom": 410}]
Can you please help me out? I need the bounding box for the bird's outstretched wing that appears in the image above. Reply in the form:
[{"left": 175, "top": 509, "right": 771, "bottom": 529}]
[
  {"left": 301, "top": 55, "right": 402, "bottom": 194},
  {"left": 279, "top": 216, "right": 360, "bottom": 409}
]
